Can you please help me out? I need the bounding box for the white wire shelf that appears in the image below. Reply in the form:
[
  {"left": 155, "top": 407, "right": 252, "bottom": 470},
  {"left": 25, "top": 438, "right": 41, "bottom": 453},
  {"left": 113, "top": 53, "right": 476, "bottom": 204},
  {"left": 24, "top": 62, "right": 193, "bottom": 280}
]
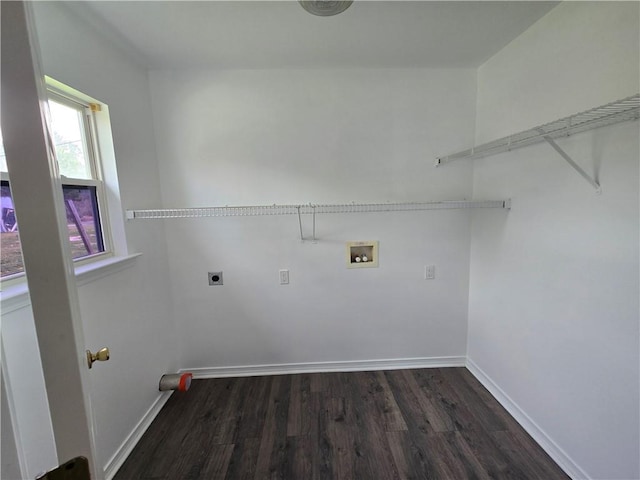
[
  {"left": 126, "top": 199, "right": 510, "bottom": 220},
  {"left": 436, "top": 94, "right": 640, "bottom": 165}
]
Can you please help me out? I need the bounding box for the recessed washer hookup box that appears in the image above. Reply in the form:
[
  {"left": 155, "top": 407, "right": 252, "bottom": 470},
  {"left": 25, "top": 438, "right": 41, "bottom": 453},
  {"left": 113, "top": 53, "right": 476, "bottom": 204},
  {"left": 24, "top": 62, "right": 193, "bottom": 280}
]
[{"left": 346, "top": 241, "right": 379, "bottom": 268}]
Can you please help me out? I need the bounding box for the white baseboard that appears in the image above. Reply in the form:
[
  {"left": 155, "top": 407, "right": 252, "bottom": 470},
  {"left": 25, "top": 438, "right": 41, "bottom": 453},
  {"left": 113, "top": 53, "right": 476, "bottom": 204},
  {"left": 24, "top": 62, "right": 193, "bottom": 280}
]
[
  {"left": 180, "top": 355, "right": 466, "bottom": 379},
  {"left": 465, "top": 358, "right": 589, "bottom": 480},
  {"left": 103, "top": 391, "right": 172, "bottom": 480}
]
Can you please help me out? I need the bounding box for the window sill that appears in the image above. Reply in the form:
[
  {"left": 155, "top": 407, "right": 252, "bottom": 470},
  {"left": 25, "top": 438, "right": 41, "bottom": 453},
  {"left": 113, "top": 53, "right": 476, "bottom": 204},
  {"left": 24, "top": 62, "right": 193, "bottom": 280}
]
[
  {"left": 75, "top": 253, "right": 141, "bottom": 286},
  {"left": 0, "top": 253, "right": 142, "bottom": 314}
]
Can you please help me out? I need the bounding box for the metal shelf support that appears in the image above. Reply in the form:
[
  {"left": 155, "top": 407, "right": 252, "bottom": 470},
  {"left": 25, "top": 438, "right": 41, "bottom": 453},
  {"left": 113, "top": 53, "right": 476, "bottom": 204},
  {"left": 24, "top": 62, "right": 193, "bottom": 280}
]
[{"left": 537, "top": 129, "right": 601, "bottom": 194}]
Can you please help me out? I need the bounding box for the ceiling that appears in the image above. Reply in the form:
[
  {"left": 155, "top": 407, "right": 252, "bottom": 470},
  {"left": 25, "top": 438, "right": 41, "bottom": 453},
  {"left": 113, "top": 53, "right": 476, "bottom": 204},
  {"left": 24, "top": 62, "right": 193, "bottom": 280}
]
[{"left": 76, "top": 1, "right": 558, "bottom": 69}]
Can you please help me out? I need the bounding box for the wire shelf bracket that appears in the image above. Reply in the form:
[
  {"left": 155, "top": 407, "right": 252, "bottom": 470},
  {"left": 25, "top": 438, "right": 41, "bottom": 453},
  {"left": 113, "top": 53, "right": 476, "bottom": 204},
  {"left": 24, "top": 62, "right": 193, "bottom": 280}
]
[
  {"left": 435, "top": 94, "right": 640, "bottom": 194},
  {"left": 537, "top": 129, "right": 601, "bottom": 194},
  {"left": 297, "top": 204, "right": 318, "bottom": 241}
]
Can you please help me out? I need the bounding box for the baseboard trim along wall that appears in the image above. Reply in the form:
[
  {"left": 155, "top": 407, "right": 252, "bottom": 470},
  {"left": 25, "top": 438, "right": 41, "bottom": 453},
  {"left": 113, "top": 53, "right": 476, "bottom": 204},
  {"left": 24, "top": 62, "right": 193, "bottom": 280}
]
[
  {"left": 104, "top": 391, "right": 173, "bottom": 480},
  {"left": 180, "top": 356, "right": 467, "bottom": 379},
  {"left": 465, "top": 357, "right": 589, "bottom": 480}
]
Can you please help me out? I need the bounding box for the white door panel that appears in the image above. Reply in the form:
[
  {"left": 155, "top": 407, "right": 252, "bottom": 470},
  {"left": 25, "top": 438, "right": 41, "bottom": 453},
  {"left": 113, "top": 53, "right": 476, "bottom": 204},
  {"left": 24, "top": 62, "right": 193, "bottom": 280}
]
[{"left": 1, "top": 2, "right": 103, "bottom": 478}]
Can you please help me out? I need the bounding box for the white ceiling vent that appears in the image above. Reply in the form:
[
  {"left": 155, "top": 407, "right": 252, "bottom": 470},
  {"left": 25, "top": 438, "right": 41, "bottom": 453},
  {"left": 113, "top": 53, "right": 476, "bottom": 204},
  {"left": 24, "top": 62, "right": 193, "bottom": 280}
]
[{"left": 299, "top": 1, "right": 354, "bottom": 17}]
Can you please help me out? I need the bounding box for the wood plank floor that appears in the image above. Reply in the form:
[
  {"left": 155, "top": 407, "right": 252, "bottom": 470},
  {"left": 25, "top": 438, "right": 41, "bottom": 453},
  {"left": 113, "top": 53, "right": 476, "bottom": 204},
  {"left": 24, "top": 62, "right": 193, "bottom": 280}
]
[{"left": 114, "top": 368, "right": 568, "bottom": 480}]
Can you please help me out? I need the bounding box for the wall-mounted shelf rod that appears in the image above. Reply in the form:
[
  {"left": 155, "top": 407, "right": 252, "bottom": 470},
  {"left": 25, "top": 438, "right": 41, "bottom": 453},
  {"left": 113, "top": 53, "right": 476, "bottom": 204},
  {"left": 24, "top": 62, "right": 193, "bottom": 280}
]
[
  {"left": 435, "top": 94, "right": 639, "bottom": 193},
  {"left": 126, "top": 199, "right": 510, "bottom": 220}
]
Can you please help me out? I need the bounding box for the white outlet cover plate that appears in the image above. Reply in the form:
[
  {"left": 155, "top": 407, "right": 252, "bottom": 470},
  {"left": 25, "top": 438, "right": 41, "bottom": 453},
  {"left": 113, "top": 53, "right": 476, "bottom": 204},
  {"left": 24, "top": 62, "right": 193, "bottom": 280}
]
[
  {"left": 425, "top": 265, "right": 435, "bottom": 279},
  {"left": 279, "top": 269, "right": 289, "bottom": 284}
]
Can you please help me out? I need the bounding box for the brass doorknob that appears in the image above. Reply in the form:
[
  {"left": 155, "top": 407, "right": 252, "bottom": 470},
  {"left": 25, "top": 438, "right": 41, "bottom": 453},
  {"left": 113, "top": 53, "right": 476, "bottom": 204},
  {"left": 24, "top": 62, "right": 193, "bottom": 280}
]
[{"left": 86, "top": 347, "right": 110, "bottom": 369}]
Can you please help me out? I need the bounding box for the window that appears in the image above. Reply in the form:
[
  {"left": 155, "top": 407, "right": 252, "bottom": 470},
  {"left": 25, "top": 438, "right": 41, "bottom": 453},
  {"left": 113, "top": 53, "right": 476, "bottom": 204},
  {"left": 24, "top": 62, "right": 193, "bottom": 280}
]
[{"left": 1, "top": 82, "right": 113, "bottom": 280}]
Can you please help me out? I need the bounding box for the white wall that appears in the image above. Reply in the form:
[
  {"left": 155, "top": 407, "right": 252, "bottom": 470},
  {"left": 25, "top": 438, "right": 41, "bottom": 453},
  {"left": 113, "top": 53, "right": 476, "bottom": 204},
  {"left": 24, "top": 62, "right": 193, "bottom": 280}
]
[
  {"left": 1, "top": 370, "right": 22, "bottom": 480},
  {"left": 474, "top": 1, "right": 639, "bottom": 144},
  {"left": 149, "top": 68, "right": 480, "bottom": 371},
  {"left": 1, "top": 303, "right": 57, "bottom": 478},
  {"left": 468, "top": 2, "right": 639, "bottom": 479},
  {"left": 1, "top": 3, "right": 178, "bottom": 478}
]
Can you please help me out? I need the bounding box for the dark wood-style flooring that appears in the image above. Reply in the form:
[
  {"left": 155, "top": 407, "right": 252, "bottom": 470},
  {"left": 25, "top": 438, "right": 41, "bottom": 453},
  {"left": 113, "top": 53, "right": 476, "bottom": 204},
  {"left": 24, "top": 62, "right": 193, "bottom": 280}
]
[{"left": 114, "top": 368, "right": 568, "bottom": 479}]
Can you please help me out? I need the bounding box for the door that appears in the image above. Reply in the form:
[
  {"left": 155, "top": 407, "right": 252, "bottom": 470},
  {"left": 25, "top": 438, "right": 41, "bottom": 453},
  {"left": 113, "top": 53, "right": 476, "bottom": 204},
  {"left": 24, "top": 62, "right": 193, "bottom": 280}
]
[{"left": 1, "top": 2, "right": 103, "bottom": 478}]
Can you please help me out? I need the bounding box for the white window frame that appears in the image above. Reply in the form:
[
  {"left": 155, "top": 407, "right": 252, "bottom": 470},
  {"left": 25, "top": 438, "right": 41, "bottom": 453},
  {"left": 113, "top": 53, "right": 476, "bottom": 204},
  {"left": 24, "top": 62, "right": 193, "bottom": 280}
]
[
  {"left": 48, "top": 89, "right": 112, "bottom": 263},
  {"left": 1, "top": 77, "right": 128, "bottom": 285}
]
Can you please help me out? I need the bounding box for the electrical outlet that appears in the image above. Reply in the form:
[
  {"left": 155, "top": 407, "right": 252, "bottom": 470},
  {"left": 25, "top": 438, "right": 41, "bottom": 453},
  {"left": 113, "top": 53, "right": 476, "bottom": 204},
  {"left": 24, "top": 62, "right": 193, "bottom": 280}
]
[
  {"left": 425, "top": 265, "right": 435, "bottom": 280},
  {"left": 279, "top": 269, "right": 289, "bottom": 285},
  {"left": 208, "top": 271, "right": 223, "bottom": 285}
]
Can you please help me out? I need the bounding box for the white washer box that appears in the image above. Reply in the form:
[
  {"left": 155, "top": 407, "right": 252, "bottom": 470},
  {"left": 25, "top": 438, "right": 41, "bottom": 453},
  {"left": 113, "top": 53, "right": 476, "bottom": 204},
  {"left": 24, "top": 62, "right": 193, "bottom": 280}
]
[{"left": 346, "top": 241, "right": 379, "bottom": 268}]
